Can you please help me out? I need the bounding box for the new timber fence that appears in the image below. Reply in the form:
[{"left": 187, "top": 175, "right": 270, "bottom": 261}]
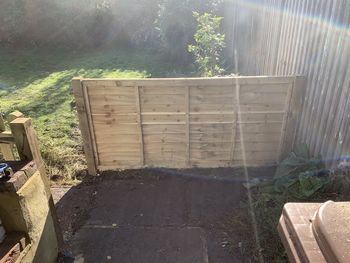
[{"left": 73, "top": 76, "right": 304, "bottom": 175}]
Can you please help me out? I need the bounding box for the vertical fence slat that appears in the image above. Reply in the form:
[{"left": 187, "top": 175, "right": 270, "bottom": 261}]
[
  {"left": 82, "top": 83, "right": 100, "bottom": 167},
  {"left": 230, "top": 84, "right": 237, "bottom": 164},
  {"left": 185, "top": 86, "right": 190, "bottom": 167},
  {"left": 279, "top": 76, "right": 306, "bottom": 159},
  {"left": 72, "top": 78, "right": 97, "bottom": 175},
  {"left": 135, "top": 86, "right": 145, "bottom": 166}
]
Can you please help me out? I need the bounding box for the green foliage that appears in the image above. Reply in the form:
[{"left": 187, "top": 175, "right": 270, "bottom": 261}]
[
  {"left": 0, "top": 0, "right": 161, "bottom": 48},
  {"left": 155, "top": 0, "right": 223, "bottom": 61},
  {"left": 0, "top": 0, "right": 231, "bottom": 63},
  {"left": 0, "top": 47, "right": 190, "bottom": 181},
  {"left": 227, "top": 144, "right": 343, "bottom": 262},
  {"left": 270, "top": 144, "right": 327, "bottom": 199},
  {"left": 188, "top": 12, "right": 225, "bottom": 77}
]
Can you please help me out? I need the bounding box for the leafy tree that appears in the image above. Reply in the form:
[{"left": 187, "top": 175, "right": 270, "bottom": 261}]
[
  {"left": 156, "top": 0, "right": 223, "bottom": 62},
  {"left": 188, "top": 12, "right": 225, "bottom": 77}
]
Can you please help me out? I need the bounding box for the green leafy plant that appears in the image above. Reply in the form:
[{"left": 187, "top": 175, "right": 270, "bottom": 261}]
[
  {"left": 188, "top": 12, "right": 225, "bottom": 77},
  {"left": 226, "top": 144, "right": 338, "bottom": 262}
]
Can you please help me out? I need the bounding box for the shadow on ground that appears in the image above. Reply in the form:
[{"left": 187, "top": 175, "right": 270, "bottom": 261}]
[{"left": 53, "top": 167, "right": 276, "bottom": 263}]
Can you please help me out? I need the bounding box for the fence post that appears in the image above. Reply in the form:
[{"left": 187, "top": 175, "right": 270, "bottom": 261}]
[
  {"left": 0, "top": 115, "right": 15, "bottom": 160},
  {"left": 10, "top": 117, "right": 46, "bottom": 176},
  {"left": 8, "top": 111, "right": 24, "bottom": 122},
  {"left": 72, "top": 78, "right": 97, "bottom": 175},
  {"left": 9, "top": 116, "right": 64, "bottom": 248},
  {"left": 279, "top": 76, "right": 306, "bottom": 159}
]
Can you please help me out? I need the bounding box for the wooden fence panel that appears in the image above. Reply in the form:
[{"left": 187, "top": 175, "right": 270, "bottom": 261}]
[{"left": 73, "top": 76, "right": 304, "bottom": 174}]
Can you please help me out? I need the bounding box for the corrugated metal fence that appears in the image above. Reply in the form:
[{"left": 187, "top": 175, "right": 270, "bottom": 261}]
[{"left": 228, "top": 0, "right": 350, "bottom": 164}]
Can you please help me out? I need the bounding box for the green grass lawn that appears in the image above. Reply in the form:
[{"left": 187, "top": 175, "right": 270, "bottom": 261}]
[{"left": 0, "top": 47, "right": 190, "bottom": 182}]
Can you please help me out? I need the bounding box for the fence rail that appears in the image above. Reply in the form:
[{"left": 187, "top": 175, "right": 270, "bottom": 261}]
[{"left": 73, "top": 76, "right": 304, "bottom": 174}]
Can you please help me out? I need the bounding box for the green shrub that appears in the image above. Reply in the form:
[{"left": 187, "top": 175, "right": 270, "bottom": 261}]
[
  {"left": 188, "top": 12, "right": 225, "bottom": 76},
  {"left": 226, "top": 144, "right": 349, "bottom": 262}
]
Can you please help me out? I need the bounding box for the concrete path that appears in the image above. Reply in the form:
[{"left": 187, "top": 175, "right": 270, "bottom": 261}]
[{"left": 53, "top": 170, "right": 248, "bottom": 263}]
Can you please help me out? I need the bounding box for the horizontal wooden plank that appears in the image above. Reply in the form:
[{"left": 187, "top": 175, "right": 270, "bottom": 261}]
[
  {"left": 190, "top": 160, "right": 232, "bottom": 167},
  {"left": 239, "top": 92, "right": 287, "bottom": 105},
  {"left": 190, "top": 104, "right": 235, "bottom": 113},
  {"left": 94, "top": 124, "right": 139, "bottom": 135},
  {"left": 191, "top": 142, "right": 232, "bottom": 151},
  {"left": 239, "top": 112, "right": 284, "bottom": 123},
  {"left": 144, "top": 162, "right": 187, "bottom": 168},
  {"left": 143, "top": 133, "right": 186, "bottom": 143},
  {"left": 234, "top": 133, "right": 281, "bottom": 142},
  {"left": 190, "top": 132, "right": 281, "bottom": 143},
  {"left": 190, "top": 141, "right": 279, "bottom": 152},
  {"left": 144, "top": 142, "right": 186, "bottom": 152},
  {"left": 190, "top": 133, "right": 233, "bottom": 142},
  {"left": 234, "top": 141, "right": 280, "bottom": 152},
  {"left": 99, "top": 152, "right": 141, "bottom": 161},
  {"left": 143, "top": 124, "right": 185, "bottom": 134},
  {"left": 233, "top": 150, "right": 278, "bottom": 161},
  {"left": 190, "top": 150, "right": 231, "bottom": 160},
  {"left": 142, "top": 114, "right": 186, "bottom": 123},
  {"left": 89, "top": 94, "right": 136, "bottom": 104},
  {"left": 190, "top": 123, "right": 234, "bottom": 134},
  {"left": 145, "top": 151, "right": 186, "bottom": 161},
  {"left": 90, "top": 104, "right": 137, "bottom": 114},
  {"left": 93, "top": 134, "right": 140, "bottom": 143},
  {"left": 231, "top": 160, "right": 277, "bottom": 166},
  {"left": 98, "top": 157, "right": 278, "bottom": 168},
  {"left": 141, "top": 94, "right": 185, "bottom": 105},
  {"left": 142, "top": 104, "right": 186, "bottom": 113},
  {"left": 97, "top": 142, "right": 141, "bottom": 153},
  {"left": 98, "top": 162, "right": 141, "bottom": 170},
  {"left": 237, "top": 122, "right": 282, "bottom": 133},
  {"left": 140, "top": 86, "right": 185, "bottom": 95},
  {"left": 99, "top": 160, "right": 141, "bottom": 167},
  {"left": 241, "top": 83, "right": 290, "bottom": 93},
  {"left": 233, "top": 76, "right": 294, "bottom": 84},
  {"left": 83, "top": 77, "right": 235, "bottom": 87},
  {"left": 190, "top": 113, "right": 234, "bottom": 123},
  {"left": 189, "top": 159, "right": 276, "bottom": 167},
  {"left": 190, "top": 86, "right": 235, "bottom": 95},
  {"left": 92, "top": 113, "right": 138, "bottom": 125},
  {"left": 239, "top": 104, "right": 285, "bottom": 111},
  {"left": 82, "top": 76, "right": 294, "bottom": 87},
  {"left": 190, "top": 94, "right": 235, "bottom": 104},
  {"left": 87, "top": 86, "right": 135, "bottom": 96}
]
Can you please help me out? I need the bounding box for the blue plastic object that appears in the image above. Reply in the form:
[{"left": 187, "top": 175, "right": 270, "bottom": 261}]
[{"left": 0, "top": 163, "right": 12, "bottom": 178}]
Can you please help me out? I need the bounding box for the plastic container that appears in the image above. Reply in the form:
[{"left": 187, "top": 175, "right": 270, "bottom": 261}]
[{"left": 278, "top": 201, "right": 350, "bottom": 263}]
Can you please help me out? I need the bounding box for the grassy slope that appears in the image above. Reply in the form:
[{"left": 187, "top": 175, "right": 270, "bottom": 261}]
[{"left": 0, "top": 47, "right": 189, "bottom": 181}]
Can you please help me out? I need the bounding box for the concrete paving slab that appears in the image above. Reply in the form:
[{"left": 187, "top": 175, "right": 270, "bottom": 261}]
[
  {"left": 54, "top": 170, "right": 246, "bottom": 263},
  {"left": 73, "top": 226, "right": 208, "bottom": 263}
]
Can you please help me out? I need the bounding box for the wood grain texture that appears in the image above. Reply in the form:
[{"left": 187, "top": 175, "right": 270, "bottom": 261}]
[
  {"left": 72, "top": 78, "right": 97, "bottom": 175},
  {"left": 73, "top": 76, "right": 301, "bottom": 170},
  {"left": 10, "top": 117, "right": 46, "bottom": 175},
  {"left": 0, "top": 115, "right": 15, "bottom": 160}
]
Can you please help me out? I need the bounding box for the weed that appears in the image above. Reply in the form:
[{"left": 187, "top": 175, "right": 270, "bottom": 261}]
[{"left": 225, "top": 144, "right": 350, "bottom": 262}]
